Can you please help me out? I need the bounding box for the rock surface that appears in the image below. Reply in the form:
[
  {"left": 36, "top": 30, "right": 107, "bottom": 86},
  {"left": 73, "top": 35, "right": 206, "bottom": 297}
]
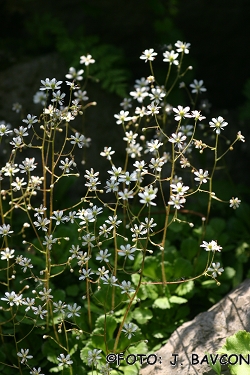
[{"left": 140, "top": 279, "right": 250, "bottom": 375}]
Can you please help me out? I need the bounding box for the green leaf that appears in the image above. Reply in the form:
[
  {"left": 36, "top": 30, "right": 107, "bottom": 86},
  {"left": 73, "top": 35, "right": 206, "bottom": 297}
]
[
  {"left": 210, "top": 218, "right": 226, "bottom": 234},
  {"left": 133, "top": 307, "right": 153, "bottom": 324},
  {"left": 95, "top": 315, "right": 117, "bottom": 341},
  {"left": 217, "top": 330, "right": 250, "bottom": 375},
  {"left": 201, "top": 280, "right": 217, "bottom": 288},
  {"left": 205, "top": 351, "right": 222, "bottom": 375},
  {"left": 53, "top": 288, "right": 66, "bottom": 301},
  {"left": 118, "top": 364, "right": 140, "bottom": 375},
  {"left": 218, "top": 330, "right": 250, "bottom": 354},
  {"left": 221, "top": 267, "right": 236, "bottom": 280},
  {"left": 142, "top": 256, "right": 160, "bottom": 279},
  {"left": 180, "top": 237, "right": 199, "bottom": 260},
  {"left": 152, "top": 297, "right": 170, "bottom": 309},
  {"left": 169, "top": 220, "right": 183, "bottom": 232},
  {"left": 173, "top": 258, "right": 193, "bottom": 279},
  {"left": 175, "top": 280, "right": 194, "bottom": 297},
  {"left": 42, "top": 340, "right": 59, "bottom": 364},
  {"left": 129, "top": 340, "right": 148, "bottom": 354},
  {"left": 66, "top": 284, "right": 80, "bottom": 297},
  {"left": 169, "top": 295, "right": 188, "bottom": 304}
]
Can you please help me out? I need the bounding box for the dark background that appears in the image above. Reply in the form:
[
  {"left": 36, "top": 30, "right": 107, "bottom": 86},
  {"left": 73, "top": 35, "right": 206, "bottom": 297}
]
[
  {"left": 0, "top": 0, "right": 249, "bottom": 194},
  {"left": 1, "top": 0, "right": 250, "bottom": 108}
]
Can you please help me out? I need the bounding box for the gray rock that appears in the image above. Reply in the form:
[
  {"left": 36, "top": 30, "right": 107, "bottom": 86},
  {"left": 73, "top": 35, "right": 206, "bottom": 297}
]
[{"left": 140, "top": 279, "right": 250, "bottom": 375}]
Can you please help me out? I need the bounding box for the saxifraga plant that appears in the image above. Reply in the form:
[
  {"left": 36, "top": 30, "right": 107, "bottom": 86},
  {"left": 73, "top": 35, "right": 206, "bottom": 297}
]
[{"left": 0, "top": 41, "right": 245, "bottom": 375}]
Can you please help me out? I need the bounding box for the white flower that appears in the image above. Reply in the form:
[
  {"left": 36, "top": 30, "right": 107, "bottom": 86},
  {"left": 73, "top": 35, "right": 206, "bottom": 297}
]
[
  {"left": 59, "top": 158, "right": 74, "bottom": 173},
  {"left": 100, "top": 146, "right": 115, "bottom": 160},
  {"left": 70, "top": 132, "right": 91, "bottom": 148},
  {"left": 149, "top": 157, "right": 165, "bottom": 172},
  {"left": 17, "top": 348, "right": 33, "bottom": 364},
  {"left": 33, "top": 90, "right": 47, "bottom": 105},
  {"left": 146, "top": 101, "right": 161, "bottom": 116},
  {"left": 194, "top": 169, "right": 209, "bottom": 184},
  {"left": 40, "top": 78, "right": 62, "bottom": 91},
  {"left": 57, "top": 353, "right": 73, "bottom": 366},
  {"left": 120, "top": 280, "right": 135, "bottom": 294},
  {"left": 169, "top": 132, "right": 187, "bottom": 149},
  {"left": 80, "top": 54, "right": 95, "bottom": 66},
  {"left": 119, "top": 244, "right": 136, "bottom": 260},
  {"left": 11, "top": 177, "right": 27, "bottom": 192},
  {"left": 67, "top": 303, "right": 81, "bottom": 318},
  {"left": 19, "top": 157, "right": 37, "bottom": 173},
  {"left": 130, "top": 87, "right": 148, "bottom": 103},
  {"left": 53, "top": 301, "right": 67, "bottom": 314},
  {"left": 96, "top": 249, "right": 111, "bottom": 263},
  {"left": 14, "top": 126, "right": 29, "bottom": 137},
  {"left": 122, "top": 322, "right": 138, "bottom": 339},
  {"left": 175, "top": 40, "right": 191, "bottom": 54},
  {"left": 191, "top": 110, "right": 206, "bottom": 121},
  {"left": 168, "top": 194, "right": 186, "bottom": 209},
  {"left": 65, "top": 67, "right": 84, "bottom": 81},
  {"left": 163, "top": 50, "right": 179, "bottom": 65},
  {"left": 123, "top": 131, "right": 138, "bottom": 144},
  {"left": 51, "top": 90, "right": 66, "bottom": 105},
  {"left": 134, "top": 77, "right": 150, "bottom": 89},
  {"left": 105, "top": 179, "right": 119, "bottom": 193},
  {"left": 170, "top": 182, "right": 189, "bottom": 196},
  {"left": 18, "top": 257, "right": 33, "bottom": 273},
  {"left": 74, "top": 89, "right": 89, "bottom": 101},
  {"left": 87, "top": 349, "right": 102, "bottom": 366},
  {"left": 118, "top": 171, "right": 137, "bottom": 185},
  {"left": 98, "top": 224, "right": 112, "bottom": 238},
  {"left": 120, "top": 97, "right": 132, "bottom": 110},
  {"left": 200, "top": 240, "right": 222, "bottom": 252},
  {"left": 135, "top": 106, "right": 147, "bottom": 117},
  {"left": 114, "top": 110, "right": 132, "bottom": 124},
  {"left": 146, "top": 139, "right": 163, "bottom": 153},
  {"left": 0, "top": 122, "right": 12, "bottom": 136},
  {"left": 23, "top": 298, "right": 36, "bottom": 312},
  {"left": 105, "top": 215, "right": 122, "bottom": 229},
  {"left": 79, "top": 268, "right": 94, "bottom": 281},
  {"left": 190, "top": 79, "right": 207, "bottom": 94},
  {"left": 140, "top": 48, "right": 157, "bottom": 62},
  {"left": 1, "top": 247, "right": 15, "bottom": 260},
  {"left": 229, "top": 197, "right": 241, "bottom": 209},
  {"left": 118, "top": 188, "right": 134, "bottom": 201},
  {"left": 138, "top": 185, "right": 158, "bottom": 206},
  {"left": 130, "top": 224, "right": 147, "bottom": 239},
  {"left": 39, "top": 288, "right": 53, "bottom": 301},
  {"left": 207, "top": 262, "right": 224, "bottom": 278},
  {"left": 1, "top": 291, "right": 23, "bottom": 306},
  {"left": 141, "top": 217, "right": 157, "bottom": 232},
  {"left": 22, "top": 114, "right": 38, "bottom": 128},
  {"left": 2, "top": 162, "right": 19, "bottom": 176},
  {"left": 126, "top": 141, "right": 143, "bottom": 158},
  {"left": 33, "top": 216, "right": 50, "bottom": 231},
  {"left": 173, "top": 105, "right": 192, "bottom": 121},
  {"left": 0, "top": 224, "right": 14, "bottom": 237},
  {"left": 107, "top": 165, "right": 123, "bottom": 181},
  {"left": 50, "top": 210, "right": 68, "bottom": 225},
  {"left": 237, "top": 131, "right": 245, "bottom": 142},
  {"left": 30, "top": 367, "right": 45, "bottom": 375},
  {"left": 101, "top": 274, "right": 118, "bottom": 287},
  {"left": 209, "top": 116, "right": 228, "bottom": 134},
  {"left": 148, "top": 87, "right": 166, "bottom": 102},
  {"left": 133, "top": 160, "right": 148, "bottom": 174},
  {"left": 81, "top": 233, "right": 96, "bottom": 247}
]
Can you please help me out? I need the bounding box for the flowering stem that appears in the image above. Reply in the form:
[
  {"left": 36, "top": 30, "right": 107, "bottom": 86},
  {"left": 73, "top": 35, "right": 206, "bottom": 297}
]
[{"left": 206, "top": 134, "right": 218, "bottom": 222}]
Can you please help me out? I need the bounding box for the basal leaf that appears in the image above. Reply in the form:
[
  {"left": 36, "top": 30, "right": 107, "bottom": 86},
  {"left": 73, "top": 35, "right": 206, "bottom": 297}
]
[{"left": 152, "top": 297, "right": 170, "bottom": 309}]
